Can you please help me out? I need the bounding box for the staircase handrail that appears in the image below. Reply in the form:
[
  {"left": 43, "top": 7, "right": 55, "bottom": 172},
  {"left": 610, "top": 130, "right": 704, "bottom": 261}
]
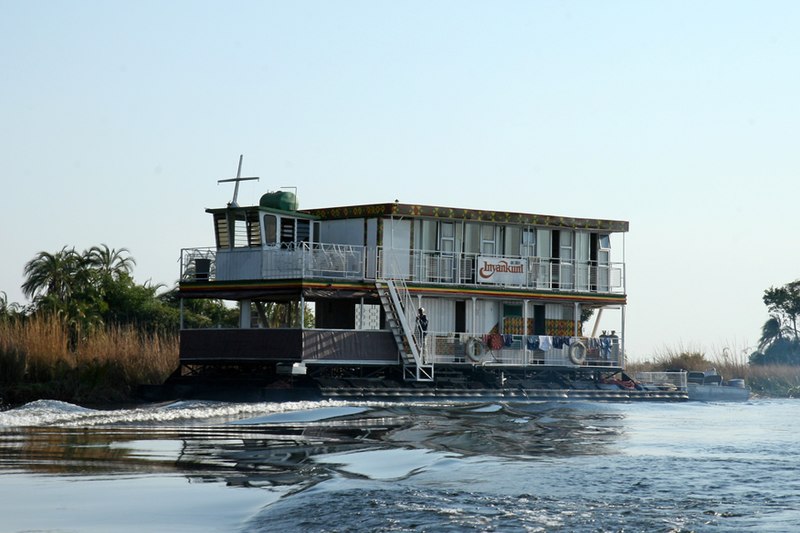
[{"left": 384, "top": 279, "right": 422, "bottom": 364}]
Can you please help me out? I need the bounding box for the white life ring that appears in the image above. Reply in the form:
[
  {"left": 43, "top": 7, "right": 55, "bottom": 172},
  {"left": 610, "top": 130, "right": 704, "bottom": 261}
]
[
  {"left": 569, "top": 340, "right": 587, "bottom": 365},
  {"left": 466, "top": 337, "right": 483, "bottom": 362}
]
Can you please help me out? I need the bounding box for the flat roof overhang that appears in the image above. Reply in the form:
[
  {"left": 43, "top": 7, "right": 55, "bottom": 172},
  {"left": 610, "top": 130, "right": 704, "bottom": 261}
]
[{"left": 301, "top": 202, "right": 629, "bottom": 233}]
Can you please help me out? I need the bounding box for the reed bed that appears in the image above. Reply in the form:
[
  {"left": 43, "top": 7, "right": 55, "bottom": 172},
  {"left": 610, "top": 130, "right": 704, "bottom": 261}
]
[
  {"left": 0, "top": 316, "right": 178, "bottom": 405},
  {"left": 629, "top": 342, "right": 800, "bottom": 397}
]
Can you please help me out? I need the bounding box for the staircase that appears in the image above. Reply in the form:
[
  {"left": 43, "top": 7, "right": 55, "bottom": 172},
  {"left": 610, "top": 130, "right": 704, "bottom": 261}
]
[{"left": 375, "top": 279, "right": 434, "bottom": 382}]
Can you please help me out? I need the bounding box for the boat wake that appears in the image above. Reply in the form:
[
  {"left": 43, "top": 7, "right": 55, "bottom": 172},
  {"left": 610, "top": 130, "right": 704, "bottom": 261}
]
[{"left": 0, "top": 398, "right": 376, "bottom": 428}]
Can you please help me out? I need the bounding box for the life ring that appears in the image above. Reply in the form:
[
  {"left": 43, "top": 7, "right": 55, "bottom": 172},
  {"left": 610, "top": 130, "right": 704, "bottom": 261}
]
[
  {"left": 466, "top": 337, "right": 483, "bottom": 362},
  {"left": 569, "top": 340, "right": 587, "bottom": 365},
  {"left": 488, "top": 333, "right": 504, "bottom": 351}
]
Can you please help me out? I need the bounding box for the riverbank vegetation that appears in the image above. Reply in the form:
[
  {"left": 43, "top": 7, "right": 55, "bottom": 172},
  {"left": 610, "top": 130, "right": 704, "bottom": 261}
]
[
  {"left": 0, "top": 245, "right": 236, "bottom": 407},
  {"left": 630, "top": 279, "right": 800, "bottom": 397},
  {"left": 0, "top": 316, "right": 177, "bottom": 405},
  {"left": 627, "top": 344, "right": 800, "bottom": 398},
  {"left": 1, "top": 244, "right": 317, "bottom": 407}
]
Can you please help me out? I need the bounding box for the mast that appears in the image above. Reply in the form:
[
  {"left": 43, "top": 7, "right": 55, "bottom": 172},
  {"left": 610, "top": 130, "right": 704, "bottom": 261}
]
[{"left": 218, "top": 154, "right": 259, "bottom": 207}]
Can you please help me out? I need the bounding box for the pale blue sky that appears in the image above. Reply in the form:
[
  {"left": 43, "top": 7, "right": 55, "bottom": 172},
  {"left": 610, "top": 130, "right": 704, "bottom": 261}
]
[{"left": 2, "top": 1, "right": 799, "bottom": 360}]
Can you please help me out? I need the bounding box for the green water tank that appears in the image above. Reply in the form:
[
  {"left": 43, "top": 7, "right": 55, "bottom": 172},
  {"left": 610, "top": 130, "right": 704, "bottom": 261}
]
[{"left": 260, "top": 191, "right": 299, "bottom": 211}]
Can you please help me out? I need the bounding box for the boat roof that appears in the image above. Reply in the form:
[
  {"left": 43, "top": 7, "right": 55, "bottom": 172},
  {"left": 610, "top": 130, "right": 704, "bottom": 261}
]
[
  {"left": 206, "top": 205, "right": 318, "bottom": 220},
  {"left": 301, "top": 202, "right": 629, "bottom": 232}
]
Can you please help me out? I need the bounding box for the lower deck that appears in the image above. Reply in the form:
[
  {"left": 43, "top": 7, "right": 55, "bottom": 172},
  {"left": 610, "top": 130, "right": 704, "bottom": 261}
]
[{"left": 179, "top": 328, "right": 623, "bottom": 368}]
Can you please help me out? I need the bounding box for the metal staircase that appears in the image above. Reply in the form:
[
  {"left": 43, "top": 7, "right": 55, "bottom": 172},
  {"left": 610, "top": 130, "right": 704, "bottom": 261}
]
[{"left": 375, "top": 278, "right": 434, "bottom": 382}]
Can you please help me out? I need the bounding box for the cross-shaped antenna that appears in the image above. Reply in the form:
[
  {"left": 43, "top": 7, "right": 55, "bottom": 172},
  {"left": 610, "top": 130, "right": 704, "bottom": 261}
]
[{"left": 218, "top": 155, "right": 259, "bottom": 207}]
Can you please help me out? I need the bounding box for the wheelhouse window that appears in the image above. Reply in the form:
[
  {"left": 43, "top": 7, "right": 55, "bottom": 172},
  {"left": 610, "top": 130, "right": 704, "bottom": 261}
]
[
  {"left": 263, "top": 214, "right": 277, "bottom": 245},
  {"left": 297, "top": 219, "right": 311, "bottom": 243},
  {"left": 280, "top": 218, "right": 295, "bottom": 245},
  {"left": 215, "top": 211, "right": 261, "bottom": 248}
]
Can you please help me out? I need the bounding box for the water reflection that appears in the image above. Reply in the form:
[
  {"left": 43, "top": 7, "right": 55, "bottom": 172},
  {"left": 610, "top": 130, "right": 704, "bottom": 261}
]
[
  {"left": 2, "top": 400, "right": 797, "bottom": 532},
  {"left": 0, "top": 401, "right": 624, "bottom": 490}
]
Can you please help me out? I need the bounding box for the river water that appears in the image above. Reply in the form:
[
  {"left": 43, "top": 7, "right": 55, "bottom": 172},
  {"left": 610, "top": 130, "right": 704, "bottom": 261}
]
[{"left": 0, "top": 398, "right": 797, "bottom": 532}]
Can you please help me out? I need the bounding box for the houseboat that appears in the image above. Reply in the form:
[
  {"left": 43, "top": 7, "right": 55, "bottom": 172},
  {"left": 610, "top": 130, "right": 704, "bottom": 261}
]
[{"left": 162, "top": 158, "right": 688, "bottom": 401}]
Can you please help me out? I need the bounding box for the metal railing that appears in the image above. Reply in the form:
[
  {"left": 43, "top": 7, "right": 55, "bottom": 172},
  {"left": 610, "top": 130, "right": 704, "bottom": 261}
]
[
  {"left": 375, "top": 247, "right": 624, "bottom": 294},
  {"left": 181, "top": 242, "right": 364, "bottom": 282},
  {"left": 181, "top": 243, "right": 624, "bottom": 294},
  {"left": 635, "top": 372, "right": 688, "bottom": 392},
  {"left": 422, "top": 332, "right": 624, "bottom": 368}
]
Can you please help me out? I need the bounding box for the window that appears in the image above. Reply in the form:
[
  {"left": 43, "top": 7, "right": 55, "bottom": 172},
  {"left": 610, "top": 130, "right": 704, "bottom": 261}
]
[
  {"left": 465, "top": 223, "right": 480, "bottom": 253},
  {"left": 215, "top": 211, "right": 261, "bottom": 248},
  {"left": 560, "top": 230, "right": 573, "bottom": 262},
  {"left": 521, "top": 228, "right": 535, "bottom": 257},
  {"left": 297, "top": 220, "right": 311, "bottom": 243},
  {"left": 214, "top": 214, "right": 230, "bottom": 248},
  {"left": 280, "top": 218, "right": 295, "bottom": 244},
  {"left": 422, "top": 220, "right": 437, "bottom": 251},
  {"left": 481, "top": 224, "right": 496, "bottom": 255},
  {"left": 506, "top": 226, "right": 521, "bottom": 256},
  {"left": 440, "top": 222, "right": 455, "bottom": 253},
  {"left": 263, "top": 215, "right": 277, "bottom": 245},
  {"left": 537, "top": 229, "right": 551, "bottom": 258},
  {"left": 312, "top": 222, "right": 321, "bottom": 244}
]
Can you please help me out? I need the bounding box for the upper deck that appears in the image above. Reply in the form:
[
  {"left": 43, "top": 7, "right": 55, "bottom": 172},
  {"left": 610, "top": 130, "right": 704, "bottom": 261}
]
[
  {"left": 180, "top": 243, "right": 625, "bottom": 300},
  {"left": 179, "top": 199, "right": 627, "bottom": 303}
]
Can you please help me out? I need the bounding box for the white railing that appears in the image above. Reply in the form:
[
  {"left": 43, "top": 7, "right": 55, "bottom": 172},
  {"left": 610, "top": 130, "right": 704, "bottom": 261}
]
[
  {"left": 635, "top": 372, "right": 688, "bottom": 392},
  {"left": 181, "top": 243, "right": 364, "bottom": 281},
  {"left": 422, "top": 332, "right": 624, "bottom": 368},
  {"left": 375, "top": 247, "right": 624, "bottom": 294},
  {"left": 181, "top": 243, "right": 624, "bottom": 294}
]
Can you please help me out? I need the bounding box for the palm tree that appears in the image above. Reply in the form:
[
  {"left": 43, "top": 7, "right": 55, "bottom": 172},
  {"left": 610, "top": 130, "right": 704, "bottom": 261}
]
[
  {"left": 21, "top": 247, "right": 86, "bottom": 302},
  {"left": 85, "top": 244, "right": 136, "bottom": 280},
  {"left": 758, "top": 315, "right": 785, "bottom": 352}
]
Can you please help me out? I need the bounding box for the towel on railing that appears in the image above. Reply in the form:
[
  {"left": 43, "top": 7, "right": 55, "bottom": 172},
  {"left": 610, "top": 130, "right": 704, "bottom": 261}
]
[{"left": 538, "top": 336, "right": 552, "bottom": 351}]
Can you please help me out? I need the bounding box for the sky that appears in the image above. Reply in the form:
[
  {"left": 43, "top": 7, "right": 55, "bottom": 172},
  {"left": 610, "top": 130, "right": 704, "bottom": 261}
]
[{"left": 2, "top": 1, "right": 799, "bottom": 361}]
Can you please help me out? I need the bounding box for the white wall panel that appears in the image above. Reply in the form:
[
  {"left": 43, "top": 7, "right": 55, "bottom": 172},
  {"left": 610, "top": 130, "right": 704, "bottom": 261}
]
[
  {"left": 381, "top": 218, "right": 411, "bottom": 278},
  {"left": 319, "top": 219, "right": 364, "bottom": 245}
]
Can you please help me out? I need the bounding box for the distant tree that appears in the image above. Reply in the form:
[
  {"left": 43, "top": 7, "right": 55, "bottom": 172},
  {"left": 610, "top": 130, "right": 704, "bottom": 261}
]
[
  {"left": 158, "top": 289, "right": 239, "bottom": 329},
  {"left": 255, "top": 301, "right": 314, "bottom": 328},
  {"left": 21, "top": 245, "right": 172, "bottom": 336},
  {"left": 758, "top": 316, "right": 787, "bottom": 353},
  {"left": 85, "top": 244, "right": 136, "bottom": 281},
  {"left": 22, "top": 247, "right": 90, "bottom": 304},
  {"left": 101, "top": 277, "right": 178, "bottom": 333},
  {"left": 0, "top": 291, "right": 16, "bottom": 320},
  {"left": 751, "top": 280, "right": 800, "bottom": 365},
  {"left": 762, "top": 280, "right": 800, "bottom": 341}
]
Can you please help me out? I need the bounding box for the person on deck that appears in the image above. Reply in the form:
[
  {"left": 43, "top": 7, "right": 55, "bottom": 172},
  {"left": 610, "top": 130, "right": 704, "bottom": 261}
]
[{"left": 416, "top": 307, "right": 428, "bottom": 339}]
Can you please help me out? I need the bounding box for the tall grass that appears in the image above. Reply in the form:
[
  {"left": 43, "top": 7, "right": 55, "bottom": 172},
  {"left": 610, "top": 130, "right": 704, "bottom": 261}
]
[
  {"left": 0, "top": 316, "right": 177, "bottom": 405},
  {"left": 629, "top": 342, "right": 800, "bottom": 397}
]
